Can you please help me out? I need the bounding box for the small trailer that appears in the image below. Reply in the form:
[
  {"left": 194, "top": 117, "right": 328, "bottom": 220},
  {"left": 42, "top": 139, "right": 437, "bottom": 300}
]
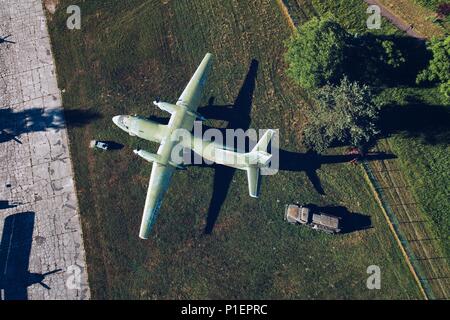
[{"left": 284, "top": 204, "right": 341, "bottom": 234}]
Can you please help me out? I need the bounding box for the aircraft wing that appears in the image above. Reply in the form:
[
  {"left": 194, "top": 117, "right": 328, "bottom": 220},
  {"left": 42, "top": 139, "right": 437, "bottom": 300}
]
[
  {"left": 177, "top": 53, "right": 213, "bottom": 111},
  {"left": 139, "top": 162, "right": 175, "bottom": 239}
]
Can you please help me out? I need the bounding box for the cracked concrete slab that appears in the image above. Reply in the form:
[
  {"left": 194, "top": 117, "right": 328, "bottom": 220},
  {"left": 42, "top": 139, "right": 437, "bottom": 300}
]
[{"left": 0, "top": 0, "right": 90, "bottom": 300}]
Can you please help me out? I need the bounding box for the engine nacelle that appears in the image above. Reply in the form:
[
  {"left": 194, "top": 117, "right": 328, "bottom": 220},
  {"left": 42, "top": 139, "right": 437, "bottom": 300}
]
[
  {"left": 133, "top": 149, "right": 185, "bottom": 169},
  {"left": 134, "top": 149, "right": 159, "bottom": 163},
  {"left": 154, "top": 101, "right": 205, "bottom": 121},
  {"left": 153, "top": 101, "right": 177, "bottom": 115}
]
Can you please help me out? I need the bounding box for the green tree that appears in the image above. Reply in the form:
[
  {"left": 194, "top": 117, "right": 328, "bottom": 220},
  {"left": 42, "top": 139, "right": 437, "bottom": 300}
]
[
  {"left": 285, "top": 16, "right": 350, "bottom": 89},
  {"left": 417, "top": 36, "right": 450, "bottom": 99},
  {"left": 303, "top": 78, "right": 381, "bottom": 152},
  {"left": 380, "top": 40, "right": 406, "bottom": 68}
]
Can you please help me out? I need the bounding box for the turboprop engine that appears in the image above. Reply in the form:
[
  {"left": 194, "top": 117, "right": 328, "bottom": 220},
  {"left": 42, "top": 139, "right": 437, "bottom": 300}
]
[{"left": 133, "top": 148, "right": 185, "bottom": 169}]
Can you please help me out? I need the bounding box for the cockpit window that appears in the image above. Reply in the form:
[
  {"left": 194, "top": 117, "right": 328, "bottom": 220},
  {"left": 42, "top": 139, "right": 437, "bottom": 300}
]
[{"left": 118, "top": 116, "right": 130, "bottom": 129}]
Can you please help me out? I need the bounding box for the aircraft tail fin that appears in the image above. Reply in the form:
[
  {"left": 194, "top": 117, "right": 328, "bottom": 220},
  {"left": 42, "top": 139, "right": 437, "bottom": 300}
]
[
  {"left": 251, "top": 129, "right": 275, "bottom": 153},
  {"left": 247, "top": 129, "right": 274, "bottom": 167},
  {"left": 245, "top": 130, "right": 275, "bottom": 198}
]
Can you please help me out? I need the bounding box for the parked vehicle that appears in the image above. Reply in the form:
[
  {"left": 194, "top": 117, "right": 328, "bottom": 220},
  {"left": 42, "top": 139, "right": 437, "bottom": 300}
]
[
  {"left": 89, "top": 140, "right": 110, "bottom": 150},
  {"left": 284, "top": 204, "right": 341, "bottom": 234}
]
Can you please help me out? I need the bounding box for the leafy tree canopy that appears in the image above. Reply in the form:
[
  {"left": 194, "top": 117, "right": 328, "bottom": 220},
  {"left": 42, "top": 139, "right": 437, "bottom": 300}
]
[
  {"left": 285, "top": 16, "right": 351, "bottom": 89},
  {"left": 303, "top": 77, "right": 381, "bottom": 152},
  {"left": 417, "top": 36, "right": 450, "bottom": 99}
]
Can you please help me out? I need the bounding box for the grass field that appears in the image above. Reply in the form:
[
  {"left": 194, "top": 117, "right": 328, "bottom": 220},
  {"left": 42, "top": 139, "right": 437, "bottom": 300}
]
[
  {"left": 46, "top": 0, "right": 424, "bottom": 299},
  {"left": 301, "top": 0, "right": 450, "bottom": 298}
]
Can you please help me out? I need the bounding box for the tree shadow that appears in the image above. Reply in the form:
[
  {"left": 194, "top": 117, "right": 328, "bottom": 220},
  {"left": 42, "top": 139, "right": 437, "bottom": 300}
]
[
  {"left": 0, "top": 107, "right": 101, "bottom": 144},
  {"left": 345, "top": 35, "right": 431, "bottom": 88},
  {"left": 379, "top": 96, "right": 450, "bottom": 145},
  {"left": 306, "top": 204, "right": 372, "bottom": 234},
  {"left": 0, "top": 212, "right": 61, "bottom": 300},
  {"left": 64, "top": 109, "right": 102, "bottom": 128}
]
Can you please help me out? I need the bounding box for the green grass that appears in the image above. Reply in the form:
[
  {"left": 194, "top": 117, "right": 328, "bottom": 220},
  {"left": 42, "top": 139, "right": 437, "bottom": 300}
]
[
  {"left": 414, "top": 0, "right": 449, "bottom": 11},
  {"left": 377, "top": 87, "right": 450, "bottom": 256},
  {"left": 47, "top": 0, "right": 422, "bottom": 299},
  {"left": 307, "top": 0, "right": 450, "bottom": 290},
  {"left": 312, "top": 0, "right": 449, "bottom": 257}
]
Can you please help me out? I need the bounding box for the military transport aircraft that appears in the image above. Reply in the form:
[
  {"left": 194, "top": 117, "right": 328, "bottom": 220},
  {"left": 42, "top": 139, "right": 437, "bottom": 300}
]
[{"left": 113, "top": 53, "right": 274, "bottom": 239}]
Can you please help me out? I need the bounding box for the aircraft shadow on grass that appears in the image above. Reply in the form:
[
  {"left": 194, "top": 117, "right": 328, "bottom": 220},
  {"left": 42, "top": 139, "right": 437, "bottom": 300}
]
[
  {"left": 0, "top": 107, "right": 101, "bottom": 144},
  {"left": 148, "top": 59, "right": 396, "bottom": 234},
  {"left": 0, "top": 212, "right": 61, "bottom": 300}
]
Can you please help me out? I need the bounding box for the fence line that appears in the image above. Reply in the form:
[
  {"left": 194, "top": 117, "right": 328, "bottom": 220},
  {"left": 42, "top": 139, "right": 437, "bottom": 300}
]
[
  {"left": 274, "top": 1, "right": 438, "bottom": 300},
  {"left": 362, "top": 161, "right": 435, "bottom": 300}
]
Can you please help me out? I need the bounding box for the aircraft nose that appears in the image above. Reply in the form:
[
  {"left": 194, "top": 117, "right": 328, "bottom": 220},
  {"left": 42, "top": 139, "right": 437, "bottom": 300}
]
[{"left": 112, "top": 116, "right": 120, "bottom": 126}]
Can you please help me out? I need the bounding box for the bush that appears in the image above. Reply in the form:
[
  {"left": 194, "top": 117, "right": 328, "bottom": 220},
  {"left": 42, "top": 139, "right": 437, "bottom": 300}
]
[
  {"left": 285, "top": 16, "right": 351, "bottom": 89},
  {"left": 417, "top": 36, "right": 450, "bottom": 99},
  {"left": 285, "top": 17, "right": 411, "bottom": 89}
]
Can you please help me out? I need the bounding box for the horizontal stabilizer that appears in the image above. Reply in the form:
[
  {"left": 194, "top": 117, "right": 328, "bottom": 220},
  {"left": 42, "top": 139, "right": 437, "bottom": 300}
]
[
  {"left": 134, "top": 149, "right": 184, "bottom": 169},
  {"left": 247, "top": 167, "right": 261, "bottom": 198},
  {"left": 247, "top": 151, "right": 272, "bottom": 167},
  {"left": 247, "top": 129, "right": 275, "bottom": 167}
]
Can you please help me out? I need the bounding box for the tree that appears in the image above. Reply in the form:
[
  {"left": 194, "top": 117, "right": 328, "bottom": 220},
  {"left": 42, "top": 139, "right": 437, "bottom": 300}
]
[
  {"left": 285, "top": 16, "right": 351, "bottom": 89},
  {"left": 303, "top": 78, "right": 381, "bottom": 152},
  {"left": 417, "top": 36, "right": 450, "bottom": 99},
  {"left": 380, "top": 39, "right": 406, "bottom": 69},
  {"left": 346, "top": 34, "right": 408, "bottom": 85}
]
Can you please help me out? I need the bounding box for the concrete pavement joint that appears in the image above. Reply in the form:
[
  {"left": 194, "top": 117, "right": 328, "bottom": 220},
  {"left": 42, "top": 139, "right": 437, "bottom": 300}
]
[{"left": 0, "top": 0, "right": 90, "bottom": 300}]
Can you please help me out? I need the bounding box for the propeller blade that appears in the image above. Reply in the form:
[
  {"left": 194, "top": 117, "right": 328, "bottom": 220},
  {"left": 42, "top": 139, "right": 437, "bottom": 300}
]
[{"left": 42, "top": 269, "right": 62, "bottom": 277}]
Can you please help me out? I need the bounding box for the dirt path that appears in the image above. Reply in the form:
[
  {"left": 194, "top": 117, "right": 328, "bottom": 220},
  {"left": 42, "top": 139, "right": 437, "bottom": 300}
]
[{"left": 364, "top": 0, "right": 427, "bottom": 39}]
